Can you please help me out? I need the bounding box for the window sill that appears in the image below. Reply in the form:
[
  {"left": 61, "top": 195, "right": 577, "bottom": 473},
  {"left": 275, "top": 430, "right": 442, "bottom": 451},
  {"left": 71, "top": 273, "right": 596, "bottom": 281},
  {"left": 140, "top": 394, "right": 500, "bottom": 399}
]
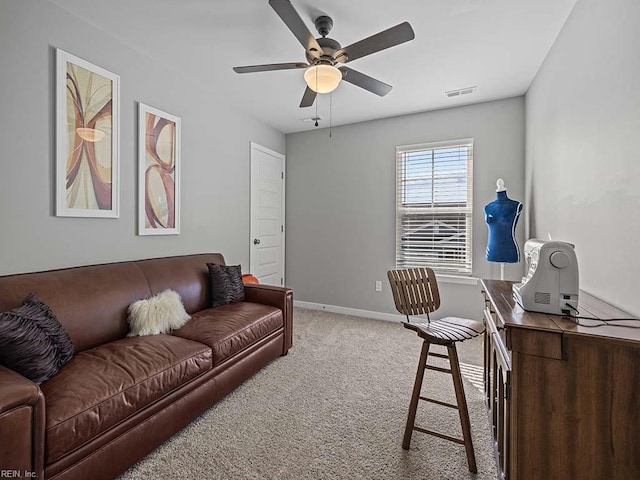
[{"left": 437, "top": 274, "right": 479, "bottom": 286}]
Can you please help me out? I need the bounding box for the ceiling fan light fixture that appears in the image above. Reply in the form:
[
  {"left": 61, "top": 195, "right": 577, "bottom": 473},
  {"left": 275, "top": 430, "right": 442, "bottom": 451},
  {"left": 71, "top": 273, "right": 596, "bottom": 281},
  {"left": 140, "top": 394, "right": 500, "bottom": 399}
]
[{"left": 304, "top": 65, "right": 341, "bottom": 94}]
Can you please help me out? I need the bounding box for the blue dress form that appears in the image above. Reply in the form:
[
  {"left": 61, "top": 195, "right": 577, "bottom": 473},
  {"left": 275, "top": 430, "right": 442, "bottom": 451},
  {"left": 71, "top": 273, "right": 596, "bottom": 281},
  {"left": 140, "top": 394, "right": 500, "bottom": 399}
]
[{"left": 485, "top": 190, "right": 523, "bottom": 263}]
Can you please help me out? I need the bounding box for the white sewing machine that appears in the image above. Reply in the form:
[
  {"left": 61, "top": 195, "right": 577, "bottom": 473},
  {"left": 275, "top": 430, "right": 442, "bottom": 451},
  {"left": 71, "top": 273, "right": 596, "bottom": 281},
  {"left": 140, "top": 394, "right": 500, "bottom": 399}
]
[{"left": 512, "top": 239, "right": 579, "bottom": 316}]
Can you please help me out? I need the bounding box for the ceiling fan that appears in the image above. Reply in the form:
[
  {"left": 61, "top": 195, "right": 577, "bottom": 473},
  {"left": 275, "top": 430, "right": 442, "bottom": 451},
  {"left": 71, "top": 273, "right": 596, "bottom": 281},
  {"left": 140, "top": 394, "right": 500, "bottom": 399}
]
[{"left": 233, "top": 0, "right": 415, "bottom": 108}]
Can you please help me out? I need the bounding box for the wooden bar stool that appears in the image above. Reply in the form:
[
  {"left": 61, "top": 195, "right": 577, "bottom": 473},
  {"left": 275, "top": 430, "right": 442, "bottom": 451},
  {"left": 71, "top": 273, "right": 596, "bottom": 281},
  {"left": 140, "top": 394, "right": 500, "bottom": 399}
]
[{"left": 387, "top": 267, "right": 485, "bottom": 473}]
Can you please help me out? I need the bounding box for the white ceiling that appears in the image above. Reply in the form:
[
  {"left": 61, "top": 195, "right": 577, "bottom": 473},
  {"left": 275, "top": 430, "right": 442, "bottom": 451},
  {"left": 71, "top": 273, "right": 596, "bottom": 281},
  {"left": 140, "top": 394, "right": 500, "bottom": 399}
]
[{"left": 49, "top": 0, "right": 577, "bottom": 134}]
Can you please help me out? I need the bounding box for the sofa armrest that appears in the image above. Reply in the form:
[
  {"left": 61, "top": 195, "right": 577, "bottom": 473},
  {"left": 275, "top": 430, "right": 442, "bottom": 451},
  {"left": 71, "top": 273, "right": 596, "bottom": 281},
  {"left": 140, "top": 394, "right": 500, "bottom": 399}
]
[
  {"left": 243, "top": 284, "right": 293, "bottom": 354},
  {"left": 0, "top": 366, "right": 45, "bottom": 479}
]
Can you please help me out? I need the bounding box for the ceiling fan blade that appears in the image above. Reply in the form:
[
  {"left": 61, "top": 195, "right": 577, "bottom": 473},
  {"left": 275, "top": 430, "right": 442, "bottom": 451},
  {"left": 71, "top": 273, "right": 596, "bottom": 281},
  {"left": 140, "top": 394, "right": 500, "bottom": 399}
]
[
  {"left": 339, "top": 66, "right": 392, "bottom": 96},
  {"left": 299, "top": 86, "right": 317, "bottom": 108},
  {"left": 335, "top": 22, "right": 415, "bottom": 64},
  {"left": 269, "top": 0, "right": 322, "bottom": 59},
  {"left": 233, "top": 62, "right": 309, "bottom": 74}
]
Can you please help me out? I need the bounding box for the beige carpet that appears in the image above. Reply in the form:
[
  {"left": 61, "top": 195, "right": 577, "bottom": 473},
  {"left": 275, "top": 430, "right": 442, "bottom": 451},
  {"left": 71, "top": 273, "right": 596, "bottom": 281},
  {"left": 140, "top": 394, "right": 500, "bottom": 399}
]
[{"left": 119, "top": 308, "right": 497, "bottom": 480}]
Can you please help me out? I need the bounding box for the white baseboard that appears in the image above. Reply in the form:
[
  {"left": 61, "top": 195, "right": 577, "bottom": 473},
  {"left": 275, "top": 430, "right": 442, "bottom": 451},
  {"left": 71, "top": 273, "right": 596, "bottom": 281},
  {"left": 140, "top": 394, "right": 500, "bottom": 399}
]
[{"left": 293, "top": 300, "right": 405, "bottom": 323}]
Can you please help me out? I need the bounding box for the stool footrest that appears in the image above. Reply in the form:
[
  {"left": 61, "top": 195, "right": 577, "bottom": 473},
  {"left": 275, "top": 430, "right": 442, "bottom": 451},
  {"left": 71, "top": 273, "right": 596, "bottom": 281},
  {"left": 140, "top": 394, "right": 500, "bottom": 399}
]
[
  {"left": 428, "top": 352, "right": 449, "bottom": 359},
  {"left": 426, "top": 365, "right": 452, "bottom": 374},
  {"left": 413, "top": 426, "right": 465, "bottom": 445},
  {"left": 420, "top": 396, "right": 458, "bottom": 409}
]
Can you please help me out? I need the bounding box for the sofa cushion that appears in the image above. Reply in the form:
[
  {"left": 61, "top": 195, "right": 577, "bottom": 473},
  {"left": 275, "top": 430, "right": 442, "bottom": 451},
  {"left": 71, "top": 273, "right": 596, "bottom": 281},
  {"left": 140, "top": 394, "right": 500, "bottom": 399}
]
[
  {"left": 41, "top": 334, "right": 212, "bottom": 464},
  {"left": 172, "top": 302, "right": 282, "bottom": 365},
  {"left": 134, "top": 254, "right": 226, "bottom": 314},
  {"left": 0, "top": 262, "right": 152, "bottom": 353}
]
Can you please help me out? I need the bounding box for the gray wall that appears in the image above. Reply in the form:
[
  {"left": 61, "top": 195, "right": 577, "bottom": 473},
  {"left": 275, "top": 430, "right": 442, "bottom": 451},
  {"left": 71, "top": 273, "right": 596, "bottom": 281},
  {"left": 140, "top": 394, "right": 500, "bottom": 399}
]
[
  {"left": 286, "top": 97, "right": 525, "bottom": 319},
  {"left": 0, "top": 0, "right": 284, "bottom": 275},
  {"left": 525, "top": 0, "right": 640, "bottom": 316}
]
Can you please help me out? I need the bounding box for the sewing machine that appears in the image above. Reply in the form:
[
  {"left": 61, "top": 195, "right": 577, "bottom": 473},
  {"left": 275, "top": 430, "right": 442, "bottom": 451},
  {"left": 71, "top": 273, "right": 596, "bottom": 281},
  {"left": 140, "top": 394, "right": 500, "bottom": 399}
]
[{"left": 512, "top": 239, "right": 579, "bottom": 316}]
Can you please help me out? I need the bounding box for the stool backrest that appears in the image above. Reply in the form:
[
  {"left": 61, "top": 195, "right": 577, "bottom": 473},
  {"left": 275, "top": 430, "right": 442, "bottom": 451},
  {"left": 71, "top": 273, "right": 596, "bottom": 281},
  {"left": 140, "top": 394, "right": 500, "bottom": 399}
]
[{"left": 387, "top": 267, "right": 441, "bottom": 316}]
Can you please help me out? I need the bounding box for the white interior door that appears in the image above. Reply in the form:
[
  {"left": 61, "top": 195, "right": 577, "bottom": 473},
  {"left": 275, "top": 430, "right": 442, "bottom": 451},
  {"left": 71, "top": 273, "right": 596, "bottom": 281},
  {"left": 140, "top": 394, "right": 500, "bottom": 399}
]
[{"left": 250, "top": 142, "right": 285, "bottom": 286}]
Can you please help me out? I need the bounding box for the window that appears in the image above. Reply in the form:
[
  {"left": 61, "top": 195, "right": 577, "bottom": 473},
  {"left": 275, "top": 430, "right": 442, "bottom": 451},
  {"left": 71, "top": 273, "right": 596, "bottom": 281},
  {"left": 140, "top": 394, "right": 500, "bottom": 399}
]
[{"left": 395, "top": 139, "right": 473, "bottom": 275}]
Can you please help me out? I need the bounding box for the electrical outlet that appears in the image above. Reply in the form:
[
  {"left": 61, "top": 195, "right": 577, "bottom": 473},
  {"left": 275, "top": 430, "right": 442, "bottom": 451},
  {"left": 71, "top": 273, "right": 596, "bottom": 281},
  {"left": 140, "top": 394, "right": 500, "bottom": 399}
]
[{"left": 375, "top": 281, "right": 382, "bottom": 292}]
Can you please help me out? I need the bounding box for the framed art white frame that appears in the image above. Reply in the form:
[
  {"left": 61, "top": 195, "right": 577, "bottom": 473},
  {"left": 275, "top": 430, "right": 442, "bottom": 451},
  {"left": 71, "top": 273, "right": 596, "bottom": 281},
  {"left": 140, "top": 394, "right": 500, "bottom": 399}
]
[
  {"left": 138, "top": 103, "right": 181, "bottom": 235},
  {"left": 56, "top": 49, "right": 120, "bottom": 217}
]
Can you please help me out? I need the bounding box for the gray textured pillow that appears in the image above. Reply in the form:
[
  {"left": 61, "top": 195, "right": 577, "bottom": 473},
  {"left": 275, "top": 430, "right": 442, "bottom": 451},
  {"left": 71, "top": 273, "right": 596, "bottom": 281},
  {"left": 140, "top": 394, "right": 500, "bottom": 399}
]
[
  {"left": 0, "top": 294, "right": 74, "bottom": 384},
  {"left": 207, "top": 263, "right": 245, "bottom": 307}
]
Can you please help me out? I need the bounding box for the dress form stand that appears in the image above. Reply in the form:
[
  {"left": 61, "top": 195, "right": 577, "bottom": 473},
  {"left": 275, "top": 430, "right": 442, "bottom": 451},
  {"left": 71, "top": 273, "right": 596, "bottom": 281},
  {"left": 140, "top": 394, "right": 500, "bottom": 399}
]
[
  {"left": 497, "top": 180, "right": 506, "bottom": 281},
  {"left": 484, "top": 178, "right": 523, "bottom": 281}
]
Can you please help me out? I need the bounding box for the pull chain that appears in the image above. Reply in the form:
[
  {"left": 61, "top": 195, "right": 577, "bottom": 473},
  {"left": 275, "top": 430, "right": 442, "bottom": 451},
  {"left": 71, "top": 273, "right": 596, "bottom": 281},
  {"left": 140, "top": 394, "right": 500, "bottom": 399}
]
[{"left": 315, "top": 66, "right": 319, "bottom": 127}]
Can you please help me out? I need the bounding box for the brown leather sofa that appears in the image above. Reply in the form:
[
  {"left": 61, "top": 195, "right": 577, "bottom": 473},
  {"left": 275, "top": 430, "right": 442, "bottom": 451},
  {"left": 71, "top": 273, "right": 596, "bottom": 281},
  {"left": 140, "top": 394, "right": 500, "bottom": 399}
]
[{"left": 0, "top": 253, "right": 293, "bottom": 480}]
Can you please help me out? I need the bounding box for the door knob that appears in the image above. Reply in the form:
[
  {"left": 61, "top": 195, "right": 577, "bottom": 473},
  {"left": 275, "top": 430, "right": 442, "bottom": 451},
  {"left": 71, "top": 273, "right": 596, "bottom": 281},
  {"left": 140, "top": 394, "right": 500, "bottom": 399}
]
[{"left": 253, "top": 238, "right": 261, "bottom": 245}]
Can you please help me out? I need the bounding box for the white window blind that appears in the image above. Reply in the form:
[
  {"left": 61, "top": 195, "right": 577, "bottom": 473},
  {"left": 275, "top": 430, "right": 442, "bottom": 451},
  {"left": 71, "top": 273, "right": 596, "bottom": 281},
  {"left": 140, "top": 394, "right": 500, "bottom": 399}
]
[{"left": 395, "top": 139, "right": 473, "bottom": 275}]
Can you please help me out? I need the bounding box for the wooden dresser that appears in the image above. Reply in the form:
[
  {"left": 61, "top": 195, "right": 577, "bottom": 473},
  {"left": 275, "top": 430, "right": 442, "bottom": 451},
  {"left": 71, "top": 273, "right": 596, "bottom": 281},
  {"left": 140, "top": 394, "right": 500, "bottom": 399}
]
[{"left": 481, "top": 279, "right": 640, "bottom": 480}]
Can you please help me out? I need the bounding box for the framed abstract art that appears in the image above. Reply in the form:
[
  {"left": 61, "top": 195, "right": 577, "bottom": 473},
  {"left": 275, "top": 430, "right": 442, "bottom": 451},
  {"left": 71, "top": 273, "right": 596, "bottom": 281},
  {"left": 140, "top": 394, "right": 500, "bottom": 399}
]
[
  {"left": 56, "top": 49, "right": 120, "bottom": 217},
  {"left": 138, "top": 103, "right": 181, "bottom": 235}
]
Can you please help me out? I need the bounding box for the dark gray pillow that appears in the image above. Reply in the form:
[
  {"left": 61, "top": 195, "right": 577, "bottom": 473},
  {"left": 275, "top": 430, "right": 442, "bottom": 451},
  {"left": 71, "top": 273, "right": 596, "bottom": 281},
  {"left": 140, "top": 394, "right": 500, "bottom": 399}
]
[
  {"left": 22, "top": 293, "right": 74, "bottom": 367},
  {"left": 207, "top": 264, "right": 245, "bottom": 307},
  {"left": 0, "top": 294, "right": 74, "bottom": 384}
]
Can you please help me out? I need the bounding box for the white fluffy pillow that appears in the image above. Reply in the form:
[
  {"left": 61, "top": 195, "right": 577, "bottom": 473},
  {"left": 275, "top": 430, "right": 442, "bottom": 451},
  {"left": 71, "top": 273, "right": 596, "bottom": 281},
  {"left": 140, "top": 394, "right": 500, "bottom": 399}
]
[{"left": 127, "top": 289, "right": 191, "bottom": 337}]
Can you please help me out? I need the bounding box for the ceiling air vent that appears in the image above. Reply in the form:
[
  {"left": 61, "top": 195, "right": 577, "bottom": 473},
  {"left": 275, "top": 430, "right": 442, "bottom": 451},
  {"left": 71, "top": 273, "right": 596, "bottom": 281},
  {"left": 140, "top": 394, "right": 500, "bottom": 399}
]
[{"left": 445, "top": 86, "right": 476, "bottom": 98}]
